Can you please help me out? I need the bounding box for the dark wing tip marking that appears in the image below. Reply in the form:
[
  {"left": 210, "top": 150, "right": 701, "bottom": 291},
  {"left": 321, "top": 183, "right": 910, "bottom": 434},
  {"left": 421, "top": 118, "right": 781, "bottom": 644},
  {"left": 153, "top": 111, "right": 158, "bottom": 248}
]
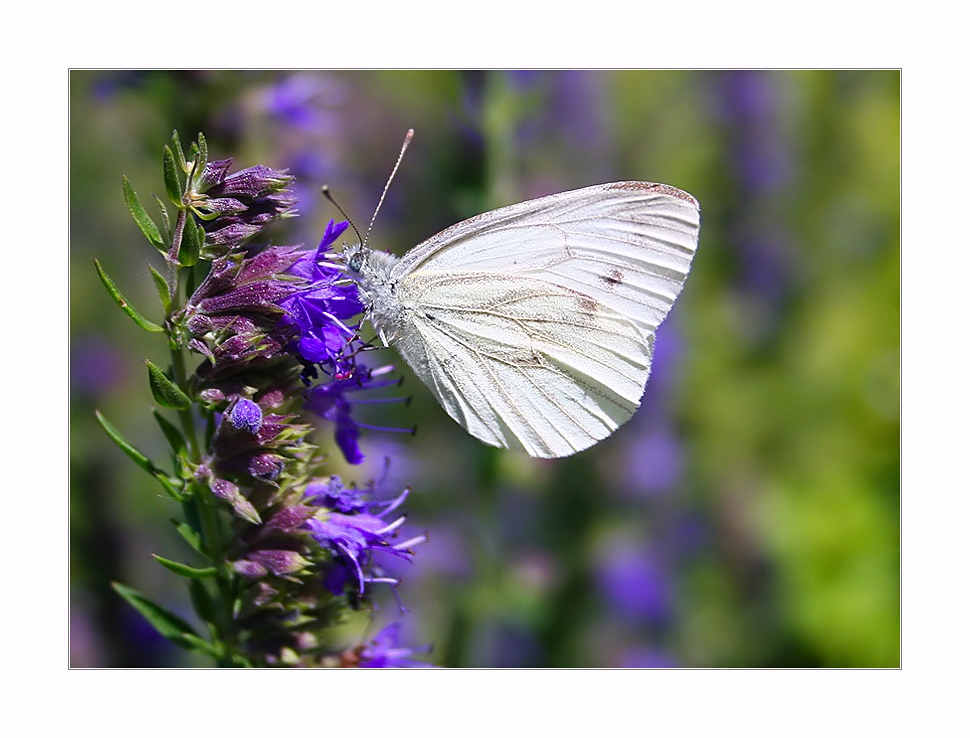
[{"left": 605, "top": 181, "right": 700, "bottom": 208}]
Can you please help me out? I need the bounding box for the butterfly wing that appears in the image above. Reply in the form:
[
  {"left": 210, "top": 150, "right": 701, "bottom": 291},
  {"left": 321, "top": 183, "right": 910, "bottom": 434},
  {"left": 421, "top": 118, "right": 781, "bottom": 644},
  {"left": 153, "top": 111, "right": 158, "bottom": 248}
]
[
  {"left": 385, "top": 181, "right": 700, "bottom": 457},
  {"left": 391, "top": 181, "right": 700, "bottom": 338},
  {"left": 392, "top": 271, "right": 653, "bottom": 458}
]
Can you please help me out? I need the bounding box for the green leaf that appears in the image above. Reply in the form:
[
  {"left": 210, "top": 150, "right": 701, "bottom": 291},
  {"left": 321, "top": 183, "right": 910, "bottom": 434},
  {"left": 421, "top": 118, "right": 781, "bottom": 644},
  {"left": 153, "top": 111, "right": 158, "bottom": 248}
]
[
  {"left": 153, "top": 554, "right": 217, "bottom": 579},
  {"left": 163, "top": 145, "right": 183, "bottom": 206},
  {"left": 95, "top": 411, "right": 184, "bottom": 499},
  {"left": 173, "top": 520, "right": 205, "bottom": 555},
  {"left": 95, "top": 410, "right": 164, "bottom": 477},
  {"left": 153, "top": 409, "right": 186, "bottom": 457},
  {"left": 172, "top": 632, "right": 223, "bottom": 659},
  {"left": 148, "top": 264, "right": 172, "bottom": 314},
  {"left": 226, "top": 653, "right": 254, "bottom": 668},
  {"left": 197, "top": 132, "right": 208, "bottom": 165},
  {"left": 146, "top": 360, "right": 191, "bottom": 410},
  {"left": 188, "top": 579, "right": 218, "bottom": 626},
  {"left": 170, "top": 130, "right": 187, "bottom": 172},
  {"left": 152, "top": 194, "right": 172, "bottom": 236},
  {"left": 178, "top": 218, "right": 202, "bottom": 267},
  {"left": 152, "top": 475, "right": 183, "bottom": 500},
  {"left": 94, "top": 260, "right": 164, "bottom": 332},
  {"left": 112, "top": 581, "right": 201, "bottom": 642},
  {"left": 122, "top": 176, "right": 165, "bottom": 252}
]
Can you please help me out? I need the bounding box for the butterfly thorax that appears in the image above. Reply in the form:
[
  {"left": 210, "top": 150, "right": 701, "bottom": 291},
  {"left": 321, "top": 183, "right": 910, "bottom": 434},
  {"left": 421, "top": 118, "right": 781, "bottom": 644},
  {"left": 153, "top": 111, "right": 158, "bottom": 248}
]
[{"left": 346, "top": 245, "right": 405, "bottom": 346}]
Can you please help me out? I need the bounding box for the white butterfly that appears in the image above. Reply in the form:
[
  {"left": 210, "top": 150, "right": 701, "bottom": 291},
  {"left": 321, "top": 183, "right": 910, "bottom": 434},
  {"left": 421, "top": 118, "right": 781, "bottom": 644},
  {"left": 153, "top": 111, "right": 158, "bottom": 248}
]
[{"left": 345, "top": 180, "right": 700, "bottom": 459}]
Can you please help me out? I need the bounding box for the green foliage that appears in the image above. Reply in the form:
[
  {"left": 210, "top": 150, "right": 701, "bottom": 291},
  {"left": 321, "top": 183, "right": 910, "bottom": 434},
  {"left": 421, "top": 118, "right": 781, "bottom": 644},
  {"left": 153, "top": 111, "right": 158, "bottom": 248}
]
[
  {"left": 94, "top": 259, "right": 164, "bottom": 332},
  {"left": 145, "top": 360, "right": 191, "bottom": 410},
  {"left": 122, "top": 176, "right": 165, "bottom": 252},
  {"left": 111, "top": 582, "right": 221, "bottom": 659}
]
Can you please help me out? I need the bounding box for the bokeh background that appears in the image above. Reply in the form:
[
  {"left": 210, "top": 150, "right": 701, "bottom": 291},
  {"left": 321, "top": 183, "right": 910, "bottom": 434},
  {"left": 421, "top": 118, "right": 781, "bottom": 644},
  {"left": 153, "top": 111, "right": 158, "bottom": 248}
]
[{"left": 70, "top": 70, "right": 900, "bottom": 668}]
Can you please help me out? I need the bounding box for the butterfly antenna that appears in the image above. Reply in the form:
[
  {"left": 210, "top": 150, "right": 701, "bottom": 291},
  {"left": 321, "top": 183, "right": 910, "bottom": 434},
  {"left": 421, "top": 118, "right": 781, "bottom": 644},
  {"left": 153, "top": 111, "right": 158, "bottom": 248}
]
[
  {"left": 320, "top": 185, "right": 365, "bottom": 247},
  {"left": 363, "top": 128, "right": 413, "bottom": 248}
]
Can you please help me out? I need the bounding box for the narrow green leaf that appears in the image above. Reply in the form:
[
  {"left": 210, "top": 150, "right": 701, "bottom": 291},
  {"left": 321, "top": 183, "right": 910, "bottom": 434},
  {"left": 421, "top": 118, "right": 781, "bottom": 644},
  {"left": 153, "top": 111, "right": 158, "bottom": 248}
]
[
  {"left": 153, "top": 554, "right": 217, "bottom": 579},
  {"left": 197, "top": 132, "right": 208, "bottom": 165},
  {"left": 152, "top": 194, "right": 172, "bottom": 237},
  {"left": 178, "top": 218, "right": 202, "bottom": 267},
  {"left": 122, "top": 176, "right": 165, "bottom": 251},
  {"left": 148, "top": 264, "right": 172, "bottom": 314},
  {"left": 188, "top": 579, "right": 218, "bottom": 627},
  {"left": 173, "top": 520, "right": 205, "bottom": 555},
  {"left": 163, "top": 145, "right": 183, "bottom": 206},
  {"left": 96, "top": 411, "right": 183, "bottom": 499},
  {"left": 112, "top": 581, "right": 200, "bottom": 641},
  {"left": 227, "top": 653, "right": 254, "bottom": 668},
  {"left": 153, "top": 475, "right": 184, "bottom": 501},
  {"left": 170, "top": 130, "right": 187, "bottom": 171},
  {"left": 171, "top": 632, "right": 223, "bottom": 659},
  {"left": 95, "top": 410, "right": 163, "bottom": 477},
  {"left": 146, "top": 360, "right": 191, "bottom": 410},
  {"left": 94, "top": 260, "right": 164, "bottom": 332},
  {"left": 153, "top": 409, "right": 186, "bottom": 456}
]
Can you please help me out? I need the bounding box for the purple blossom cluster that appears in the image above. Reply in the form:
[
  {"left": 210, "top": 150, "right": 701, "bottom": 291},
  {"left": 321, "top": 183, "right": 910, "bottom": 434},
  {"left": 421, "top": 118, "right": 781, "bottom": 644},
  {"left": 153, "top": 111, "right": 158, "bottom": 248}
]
[{"left": 166, "top": 149, "right": 428, "bottom": 666}]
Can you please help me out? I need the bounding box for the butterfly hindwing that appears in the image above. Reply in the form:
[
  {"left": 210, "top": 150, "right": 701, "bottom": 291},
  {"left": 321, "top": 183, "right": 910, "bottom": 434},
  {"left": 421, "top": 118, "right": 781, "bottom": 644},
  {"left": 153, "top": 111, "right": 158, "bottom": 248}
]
[{"left": 392, "top": 271, "right": 652, "bottom": 458}]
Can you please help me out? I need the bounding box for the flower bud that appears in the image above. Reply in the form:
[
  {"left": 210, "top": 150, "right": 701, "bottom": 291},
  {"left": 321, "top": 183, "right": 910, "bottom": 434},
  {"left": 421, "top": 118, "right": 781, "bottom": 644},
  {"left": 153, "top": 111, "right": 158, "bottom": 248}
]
[{"left": 227, "top": 398, "right": 263, "bottom": 434}]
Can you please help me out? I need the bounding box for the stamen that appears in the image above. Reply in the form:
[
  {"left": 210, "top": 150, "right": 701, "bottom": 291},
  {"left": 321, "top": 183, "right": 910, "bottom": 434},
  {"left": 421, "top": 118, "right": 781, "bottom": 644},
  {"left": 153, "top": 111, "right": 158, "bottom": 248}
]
[
  {"left": 377, "top": 487, "right": 411, "bottom": 517},
  {"left": 394, "top": 534, "right": 427, "bottom": 550},
  {"left": 377, "top": 515, "right": 406, "bottom": 535}
]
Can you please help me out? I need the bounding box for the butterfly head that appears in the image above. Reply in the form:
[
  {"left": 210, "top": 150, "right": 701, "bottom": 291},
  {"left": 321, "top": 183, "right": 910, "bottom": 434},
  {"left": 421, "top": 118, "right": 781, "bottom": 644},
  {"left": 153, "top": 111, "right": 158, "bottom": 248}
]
[{"left": 346, "top": 243, "right": 368, "bottom": 274}]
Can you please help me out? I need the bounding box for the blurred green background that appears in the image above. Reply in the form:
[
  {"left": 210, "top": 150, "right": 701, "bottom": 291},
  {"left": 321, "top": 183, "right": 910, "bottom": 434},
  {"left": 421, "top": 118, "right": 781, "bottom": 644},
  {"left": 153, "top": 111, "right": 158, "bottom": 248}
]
[{"left": 70, "top": 70, "right": 899, "bottom": 667}]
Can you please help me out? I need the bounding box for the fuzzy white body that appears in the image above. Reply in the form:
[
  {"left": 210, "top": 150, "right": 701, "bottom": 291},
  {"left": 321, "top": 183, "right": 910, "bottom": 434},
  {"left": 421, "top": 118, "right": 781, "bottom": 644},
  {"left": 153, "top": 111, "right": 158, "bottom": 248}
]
[{"left": 347, "top": 181, "right": 700, "bottom": 458}]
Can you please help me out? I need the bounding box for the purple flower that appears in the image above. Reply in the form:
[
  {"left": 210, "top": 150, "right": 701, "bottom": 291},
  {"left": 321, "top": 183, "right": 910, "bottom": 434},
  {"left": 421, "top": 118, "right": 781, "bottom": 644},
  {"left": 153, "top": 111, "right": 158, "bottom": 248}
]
[
  {"left": 278, "top": 219, "right": 363, "bottom": 369},
  {"left": 350, "top": 623, "right": 433, "bottom": 668},
  {"left": 305, "top": 377, "right": 365, "bottom": 464},
  {"left": 304, "top": 481, "right": 425, "bottom": 599},
  {"left": 303, "top": 475, "right": 368, "bottom": 513},
  {"left": 304, "top": 364, "right": 402, "bottom": 465}
]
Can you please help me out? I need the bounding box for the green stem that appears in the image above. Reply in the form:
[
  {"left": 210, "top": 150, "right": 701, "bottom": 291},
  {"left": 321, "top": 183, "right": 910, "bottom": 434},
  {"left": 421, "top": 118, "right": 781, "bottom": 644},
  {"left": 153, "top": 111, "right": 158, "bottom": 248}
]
[
  {"left": 170, "top": 342, "right": 200, "bottom": 461},
  {"left": 168, "top": 210, "right": 187, "bottom": 302}
]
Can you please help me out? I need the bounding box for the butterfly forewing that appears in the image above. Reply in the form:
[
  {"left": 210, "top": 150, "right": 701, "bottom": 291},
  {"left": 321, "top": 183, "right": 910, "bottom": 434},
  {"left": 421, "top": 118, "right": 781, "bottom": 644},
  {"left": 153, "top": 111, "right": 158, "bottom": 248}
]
[{"left": 392, "top": 182, "right": 700, "bottom": 336}]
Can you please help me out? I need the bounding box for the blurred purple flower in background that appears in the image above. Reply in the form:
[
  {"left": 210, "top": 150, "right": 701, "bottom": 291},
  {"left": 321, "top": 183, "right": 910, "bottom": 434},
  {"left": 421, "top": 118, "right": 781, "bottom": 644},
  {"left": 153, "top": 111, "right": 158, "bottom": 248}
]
[
  {"left": 715, "top": 71, "right": 793, "bottom": 193},
  {"left": 265, "top": 72, "right": 344, "bottom": 134},
  {"left": 714, "top": 70, "right": 796, "bottom": 337},
  {"left": 71, "top": 336, "right": 127, "bottom": 399},
  {"left": 594, "top": 537, "right": 673, "bottom": 627},
  {"left": 624, "top": 427, "right": 685, "bottom": 497},
  {"left": 616, "top": 645, "right": 677, "bottom": 668}
]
